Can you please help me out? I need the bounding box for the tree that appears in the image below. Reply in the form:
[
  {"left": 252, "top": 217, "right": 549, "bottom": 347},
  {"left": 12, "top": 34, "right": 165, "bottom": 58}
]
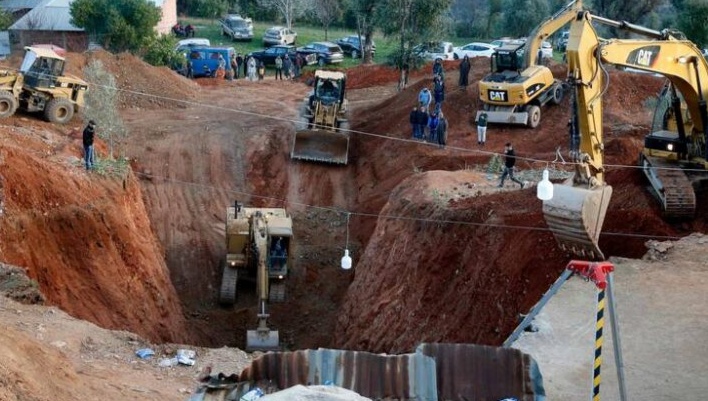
[
  {"left": 591, "top": 0, "right": 666, "bottom": 37},
  {"left": 83, "top": 59, "right": 128, "bottom": 160},
  {"left": 674, "top": 0, "right": 708, "bottom": 48},
  {"left": 375, "top": 0, "right": 452, "bottom": 68},
  {"left": 257, "top": 0, "right": 313, "bottom": 29},
  {"left": 70, "top": 0, "right": 162, "bottom": 53},
  {"left": 313, "top": 0, "right": 342, "bottom": 40},
  {"left": 500, "top": 0, "right": 550, "bottom": 38}
]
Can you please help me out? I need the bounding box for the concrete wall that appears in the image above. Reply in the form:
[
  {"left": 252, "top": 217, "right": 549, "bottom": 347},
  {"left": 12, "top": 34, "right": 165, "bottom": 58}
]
[{"left": 155, "top": 0, "right": 177, "bottom": 35}]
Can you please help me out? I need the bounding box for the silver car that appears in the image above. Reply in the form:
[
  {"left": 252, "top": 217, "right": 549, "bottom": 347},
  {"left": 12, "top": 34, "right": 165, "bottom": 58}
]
[{"left": 263, "top": 26, "right": 297, "bottom": 46}]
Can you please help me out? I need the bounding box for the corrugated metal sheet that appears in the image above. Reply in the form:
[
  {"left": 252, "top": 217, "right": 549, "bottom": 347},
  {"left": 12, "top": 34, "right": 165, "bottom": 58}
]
[
  {"left": 0, "top": 0, "right": 44, "bottom": 10},
  {"left": 238, "top": 344, "right": 545, "bottom": 401},
  {"left": 417, "top": 343, "right": 545, "bottom": 401},
  {"left": 8, "top": 0, "right": 167, "bottom": 31},
  {"left": 10, "top": 0, "right": 81, "bottom": 31}
]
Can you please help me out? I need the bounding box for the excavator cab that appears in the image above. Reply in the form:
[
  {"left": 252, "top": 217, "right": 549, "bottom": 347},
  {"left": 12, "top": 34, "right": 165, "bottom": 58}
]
[{"left": 291, "top": 70, "right": 350, "bottom": 164}]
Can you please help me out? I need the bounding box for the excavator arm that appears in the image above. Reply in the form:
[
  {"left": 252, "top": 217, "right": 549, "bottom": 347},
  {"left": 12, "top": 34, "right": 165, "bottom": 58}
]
[
  {"left": 543, "top": 10, "right": 708, "bottom": 259},
  {"left": 525, "top": 0, "right": 584, "bottom": 67}
]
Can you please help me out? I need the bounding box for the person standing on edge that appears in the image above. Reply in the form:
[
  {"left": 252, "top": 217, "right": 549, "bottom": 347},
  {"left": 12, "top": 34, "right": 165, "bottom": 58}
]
[
  {"left": 459, "top": 55, "right": 471, "bottom": 87},
  {"left": 427, "top": 111, "right": 439, "bottom": 143},
  {"left": 433, "top": 75, "right": 445, "bottom": 114},
  {"left": 477, "top": 111, "right": 488, "bottom": 145},
  {"left": 274, "top": 56, "right": 283, "bottom": 80},
  {"left": 416, "top": 105, "right": 428, "bottom": 141},
  {"left": 418, "top": 87, "right": 431, "bottom": 110},
  {"left": 283, "top": 55, "right": 292, "bottom": 80},
  {"left": 432, "top": 57, "right": 444, "bottom": 80},
  {"left": 295, "top": 53, "right": 303, "bottom": 78},
  {"left": 247, "top": 57, "right": 257, "bottom": 81},
  {"left": 235, "top": 53, "right": 243, "bottom": 79},
  {"left": 499, "top": 142, "right": 524, "bottom": 189},
  {"left": 82, "top": 120, "right": 96, "bottom": 170},
  {"left": 436, "top": 112, "right": 448, "bottom": 149},
  {"left": 257, "top": 60, "right": 265, "bottom": 80},
  {"left": 409, "top": 106, "right": 418, "bottom": 139}
]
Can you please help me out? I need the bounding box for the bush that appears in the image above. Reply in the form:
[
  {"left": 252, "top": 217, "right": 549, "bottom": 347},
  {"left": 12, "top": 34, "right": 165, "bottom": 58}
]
[{"left": 143, "top": 34, "right": 184, "bottom": 68}]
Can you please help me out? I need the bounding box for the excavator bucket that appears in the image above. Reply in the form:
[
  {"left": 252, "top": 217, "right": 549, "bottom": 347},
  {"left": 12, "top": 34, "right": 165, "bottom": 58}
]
[
  {"left": 246, "top": 328, "right": 280, "bottom": 352},
  {"left": 542, "top": 184, "right": 613, "bottom": 261},
  {"left": 291, "top": 129, "right": 349, "bottom": 165}
]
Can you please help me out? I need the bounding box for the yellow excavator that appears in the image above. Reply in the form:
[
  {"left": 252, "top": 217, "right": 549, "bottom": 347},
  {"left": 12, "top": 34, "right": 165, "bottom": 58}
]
[
  {"left": 291, "top": 70, "right": 350, "bottom": 164},
  {"left": 220, "top": 201, "right": 293, "bottom": 351},
  {"left": 542, "top": 11, "right": 708, "bottom": 260},
  {"left": 477, "top": 0, "right": 583, "bottom": 128}
]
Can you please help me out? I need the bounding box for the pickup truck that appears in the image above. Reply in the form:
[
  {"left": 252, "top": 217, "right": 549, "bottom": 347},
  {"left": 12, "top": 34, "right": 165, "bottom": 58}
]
[{"left": 219, "top": 14, "right": 253, "bottom": 41}]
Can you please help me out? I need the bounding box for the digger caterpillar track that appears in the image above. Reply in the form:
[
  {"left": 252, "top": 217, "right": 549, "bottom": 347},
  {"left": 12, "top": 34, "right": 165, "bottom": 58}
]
[{"left": 640, "top": 155, "right": 696, "bottom": 219}]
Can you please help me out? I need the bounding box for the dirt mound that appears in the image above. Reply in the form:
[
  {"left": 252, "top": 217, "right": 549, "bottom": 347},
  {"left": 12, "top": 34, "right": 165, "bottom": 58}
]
[
  {"left": 64, "top": 50, "right": 198, "bottom": 110},
  {"left": 0, "top": 126, "right": 189, "bottom": 344}
]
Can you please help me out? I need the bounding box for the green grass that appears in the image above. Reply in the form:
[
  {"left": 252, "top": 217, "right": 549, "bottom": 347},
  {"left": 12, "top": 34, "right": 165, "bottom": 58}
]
[{"left": 181, "top": 18, "right": 400, "bottom": 69}]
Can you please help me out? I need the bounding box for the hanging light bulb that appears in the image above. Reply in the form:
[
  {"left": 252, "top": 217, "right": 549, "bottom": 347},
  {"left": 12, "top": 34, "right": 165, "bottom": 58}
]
[
  {"left": 340, "top": 213, "right": 353, "bottom": 270},
  {"left": 341, "top": 249, "right": 352, "bottom": 270},
  {"left": 537, "top": 169, "right": 554, "bottom": 201}
]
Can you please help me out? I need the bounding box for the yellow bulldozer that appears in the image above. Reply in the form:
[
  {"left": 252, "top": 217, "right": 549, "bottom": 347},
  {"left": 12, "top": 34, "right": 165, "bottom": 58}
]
[
  {"left": 542, "top": 9, "right": 708, "bottom": 260},
  {"left": 477, "top": 0, "right": 582, "bottom": 128},
  {"left": 291, "top": 70, "right": 350, "bottom": 165},
  {"left": 220, "top": 201, "right": 293, "bottom": 352},
  {"left": 0, "top": 46, "right": 88, "bottom": 124}
]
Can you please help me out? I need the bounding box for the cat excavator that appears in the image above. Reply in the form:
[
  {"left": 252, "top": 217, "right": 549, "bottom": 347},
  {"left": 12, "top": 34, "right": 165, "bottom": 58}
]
[
  {"left": 542, "top": 10, "right": 708, "bottom": 260},
  {"left": 219, "top": 202, "right": 293, "bottom": 351},
  {"left": 477, "top": 0, "right": 583, "bottom": 128}
]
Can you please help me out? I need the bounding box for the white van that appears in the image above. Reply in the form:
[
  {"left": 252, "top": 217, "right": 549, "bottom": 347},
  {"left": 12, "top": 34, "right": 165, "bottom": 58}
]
[{"left": 175, "top": 38, "right": 211, "bottom": 49}]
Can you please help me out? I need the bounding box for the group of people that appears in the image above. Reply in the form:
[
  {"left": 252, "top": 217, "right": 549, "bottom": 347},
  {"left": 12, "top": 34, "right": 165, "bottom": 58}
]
[
  {"left": 172, "top": 23, "right": 195, "bottom": 38},
  {"left": 409, "top": 58, "right": 449, "bottom": 147},
  {"left": 274, "top": 54, "right": 304, "bottom": 80}
]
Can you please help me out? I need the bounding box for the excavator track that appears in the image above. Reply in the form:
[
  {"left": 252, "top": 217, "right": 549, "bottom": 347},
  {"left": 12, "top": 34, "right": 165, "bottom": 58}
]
[
  {"left": 219, "top": 265, "right": 238, "bottom": 305},
  {"left": 641, "top": 155, "right": 696, "bottom": 219}
]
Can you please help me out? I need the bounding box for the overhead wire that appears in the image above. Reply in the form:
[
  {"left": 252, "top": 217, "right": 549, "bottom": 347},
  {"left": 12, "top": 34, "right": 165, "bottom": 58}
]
[{"left": 26, "top": 76, "right": 693, "bottom": 242}]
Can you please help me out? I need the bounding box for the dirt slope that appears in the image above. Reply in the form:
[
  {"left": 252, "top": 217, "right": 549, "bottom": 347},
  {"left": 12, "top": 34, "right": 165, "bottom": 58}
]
[{"left": 0, "top": 122, "right": 189, "bottom": 343}]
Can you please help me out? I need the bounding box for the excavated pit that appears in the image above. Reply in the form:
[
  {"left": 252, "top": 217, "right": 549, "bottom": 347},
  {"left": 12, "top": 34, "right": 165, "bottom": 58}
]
[{"left": 1, "top": 53, "right": 707, "bottom": 353}]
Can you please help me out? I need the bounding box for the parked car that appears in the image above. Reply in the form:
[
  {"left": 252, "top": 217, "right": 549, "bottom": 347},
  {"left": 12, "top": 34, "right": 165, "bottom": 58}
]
[
  {"left": 175, "top": 46, "right": 235, "bottom": 78},
  {"left": 247, "top": 45, "right": 316, "bottom": 66},
  {"left": 263, "top": 26, "right": 297, "bottom": 46},
  {"left": 219, "top": 14, "right": 253, "bottom": 41},
  {"left": 414, "top": 41, "right": 455, "bottom": 61},
  {"left": 452, "top": 42, "right": 497, "bottom": 59},
  {"left": 539, "top": 41, "right": 553, "bottom": 60},
  {"left": 335, "top": 35, "right": 376, "bottom": 58},
  {"left": 297, "top": 42, "right": 345, "bottom": 65},
  {"left": 556, "top": 30, "right": 570, "bottom": 51}
]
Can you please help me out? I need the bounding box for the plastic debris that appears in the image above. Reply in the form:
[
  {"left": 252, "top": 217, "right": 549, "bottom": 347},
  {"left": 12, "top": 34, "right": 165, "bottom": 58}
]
[
  {"left": 240, "top": 388, "right": 264, "bottom": 401},
  {"left": 135, "top": 348, "right": 155, "bottom": 359},
  {"left": 177, "top": 349, "right": 196, "bottom": 366},
  {"left": 158, "top": 357, "right": 178, "bottom": 367}
]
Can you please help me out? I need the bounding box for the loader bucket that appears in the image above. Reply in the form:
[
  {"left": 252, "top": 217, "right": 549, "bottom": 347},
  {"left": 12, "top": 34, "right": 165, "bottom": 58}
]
[
  {"left": 542, "top": 184, "right": 613, "bottom": 261},
  {"left": 246, "top": 328, "right": 280, "bottom": 352},
  {"left": 291, "top": 129, "right": 349, "bottom": 165}
]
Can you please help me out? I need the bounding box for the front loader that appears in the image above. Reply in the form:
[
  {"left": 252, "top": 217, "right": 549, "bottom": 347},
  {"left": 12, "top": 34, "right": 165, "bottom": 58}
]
[
  {"left": 291, "top": 70, "right": 350, "bottom": 165},
  {"left": 220, "top": 201, "right": 293, "bottom": 352},
  {"left": 0, "top": 46, "right": 87, "bottom": 124}
]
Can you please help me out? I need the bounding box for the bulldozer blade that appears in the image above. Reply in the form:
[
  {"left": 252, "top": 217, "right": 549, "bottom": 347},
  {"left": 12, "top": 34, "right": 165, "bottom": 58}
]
[
  {"left": 542, "top": 184, "right": 613, "bottom": 261},
  {"left": 246, "top": 329, "right": 280, "bottom": 352},
  {"left": 291, "top": 129, "right": 349, "bottom": 165}
]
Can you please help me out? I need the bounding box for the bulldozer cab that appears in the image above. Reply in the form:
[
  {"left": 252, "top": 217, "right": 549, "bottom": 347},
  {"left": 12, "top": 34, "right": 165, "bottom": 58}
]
[
  {"left": 266, "top": 216, "right": 292, "bottom": 278},
  {"left": 491, "top": 44, "right": 525, "bottom": 75},
  {"left": 20, "top": 47, "right": 66, "bottom": 89},
  {"left": 314, "top": 74, "right": 344, "bottom": 105}
]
